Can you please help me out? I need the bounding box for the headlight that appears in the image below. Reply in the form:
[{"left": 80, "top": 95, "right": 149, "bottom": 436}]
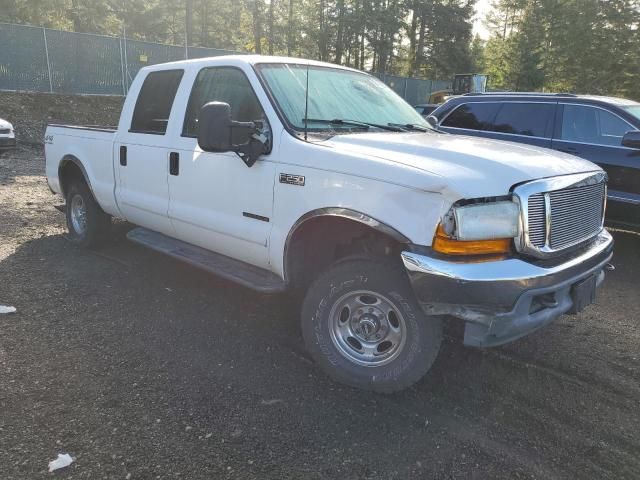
[
  {"left": 433, "top": 200, "right": 520, "bottom": 256},
  {"left": 453, "top": 201, "right": 520, "bottom": 241}
]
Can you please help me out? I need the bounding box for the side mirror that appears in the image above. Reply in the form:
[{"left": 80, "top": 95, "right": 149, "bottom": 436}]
[
  {"left": 622, "top": 130, "right": 640, "bottom": 149},
  {"left": 197, "top": 101, "right": 234, "bottom": 152},
  {"left": 426, "top": 115, "right": 438, "bottom": 128},
  {"left": 197, "top": 101, "right": 265, "bottom": 167}
]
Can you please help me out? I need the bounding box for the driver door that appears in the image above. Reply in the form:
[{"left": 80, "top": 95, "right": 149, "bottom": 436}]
[{"left": 167, "top": 67, "right": 276, "bottom": 270}]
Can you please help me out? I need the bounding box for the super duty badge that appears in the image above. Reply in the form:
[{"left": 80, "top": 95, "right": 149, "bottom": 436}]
[{"left": 279, "top": 173, "right": 305, "bottom": 186}]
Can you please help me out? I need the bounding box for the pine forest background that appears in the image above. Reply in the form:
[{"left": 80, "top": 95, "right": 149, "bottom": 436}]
[{"left": 1, "top": 0, "right": 639, "bottom": 100}]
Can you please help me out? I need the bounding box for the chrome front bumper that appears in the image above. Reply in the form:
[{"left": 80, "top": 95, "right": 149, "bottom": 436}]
[{"left": 401, "top": 229, "right": 614, "bottom": 347}]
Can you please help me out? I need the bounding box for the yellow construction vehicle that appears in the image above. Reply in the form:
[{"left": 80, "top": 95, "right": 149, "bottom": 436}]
[{"left": 429, "top": 73, "right": 488, "bottom": 104}]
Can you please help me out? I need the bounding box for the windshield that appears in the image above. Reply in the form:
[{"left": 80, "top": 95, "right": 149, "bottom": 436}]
[
  {"left": 623, "top": 105, "right": 640, "bottom": 122},
  {"left": 257, "top": 63, "right": 429, "bottom": 133}
]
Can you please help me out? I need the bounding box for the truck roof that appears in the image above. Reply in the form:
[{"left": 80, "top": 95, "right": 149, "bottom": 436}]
[{"left": 142, "top": 54, "right": 363, "bottom": 75}]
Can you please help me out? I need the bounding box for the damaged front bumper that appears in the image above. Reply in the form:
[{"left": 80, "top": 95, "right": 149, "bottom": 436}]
[{"left": 401, "top": 229, "right": 614, "bottom": 347}]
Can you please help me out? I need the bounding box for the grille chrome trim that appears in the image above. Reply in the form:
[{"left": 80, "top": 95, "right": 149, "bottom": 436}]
[
  {"left": 527, "top": 194, "right": 546, "bottom": 247},
  {"left": 513, "top": 171, "right": 607, "bottom": 259}
]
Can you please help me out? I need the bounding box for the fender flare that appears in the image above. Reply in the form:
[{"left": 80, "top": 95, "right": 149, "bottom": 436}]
[
  {"left": 283, "top": 207, "right": 411, "bottom": 284},
  {"left": 58, "top": 155, "right": 95, "bottom": 198}
]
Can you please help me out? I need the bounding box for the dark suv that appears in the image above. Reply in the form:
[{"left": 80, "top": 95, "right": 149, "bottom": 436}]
[{"left": 430, "top": 93, "right": 640, "bottom": 229}]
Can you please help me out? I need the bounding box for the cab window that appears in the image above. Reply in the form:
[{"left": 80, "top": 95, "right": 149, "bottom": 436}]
[
  {"left": 560, "top": 104, "right": 633, "bottom": 146},
  {"left": 183, "top": 67, "right": 265, "bottom": 139},
  {"left": 130, "top": 69, "right": 184, "bottom": 135}
]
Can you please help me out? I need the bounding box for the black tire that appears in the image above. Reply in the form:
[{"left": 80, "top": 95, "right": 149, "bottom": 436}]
[
  {"left": 301, "top": 256, "right": 442, "bottom": 393},
  {"left": 65, "top": 180, "right": 111, "bottom": 248}
]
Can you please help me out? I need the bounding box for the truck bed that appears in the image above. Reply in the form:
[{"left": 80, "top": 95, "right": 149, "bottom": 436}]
[{"left": 45, "top": 123, "right": 119, "bottom": 217}]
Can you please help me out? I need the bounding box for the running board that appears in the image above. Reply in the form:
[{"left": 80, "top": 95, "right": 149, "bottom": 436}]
[{"left": 126, "top": 227, "right": 286, "bottom": 293}]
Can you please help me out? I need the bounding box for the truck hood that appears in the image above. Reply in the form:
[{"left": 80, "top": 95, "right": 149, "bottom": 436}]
[{"left": 325, "top": 131, "right": 600, "bottom": 199}]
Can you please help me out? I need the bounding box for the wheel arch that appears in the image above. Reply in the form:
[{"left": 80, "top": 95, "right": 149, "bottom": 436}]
[
  {"left": 58, "top": 155, "right": 94, "bottom": 198},
  {"left": 283, "top": 207, "right": 411, "bottom": 289}
]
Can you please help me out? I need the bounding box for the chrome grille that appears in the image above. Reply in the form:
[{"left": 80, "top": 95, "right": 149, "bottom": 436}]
[
  {"left": 548, "top": 182, "right": 606, "bottom": 249},
  {"left": 523, "top": 178, "right": 605, "bottom": 256},
  {"left": 0, "top": 129, "right": 10, "bottom": 134},
  {"left": 527, "top": 194, "right": 546, "bottom": 247}
]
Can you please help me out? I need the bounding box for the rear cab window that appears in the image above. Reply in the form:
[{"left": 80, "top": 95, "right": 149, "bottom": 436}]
[{"left": 130, "top": 69, "right": 184, "bottom": 135}]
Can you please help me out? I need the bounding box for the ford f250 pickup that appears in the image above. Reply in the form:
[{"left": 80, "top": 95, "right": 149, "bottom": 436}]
[{"left": 45, "top": 56, "right": 614, "bottom": 392}]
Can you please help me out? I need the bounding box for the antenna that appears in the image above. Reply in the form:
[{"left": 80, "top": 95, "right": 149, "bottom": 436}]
[{"left": 303, "top": 62, "right": 309, "bottom": 141}]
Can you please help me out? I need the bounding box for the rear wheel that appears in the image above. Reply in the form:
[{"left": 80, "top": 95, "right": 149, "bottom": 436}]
[
  {"left": 301, "top": 257, "right": 442, "bottom": 393},
  {"left": 65, "top": 180, "right": 111, "bottom": 248}
]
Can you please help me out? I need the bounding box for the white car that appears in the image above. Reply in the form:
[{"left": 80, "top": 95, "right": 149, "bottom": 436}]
[
  {"left": 44, "top": 56, "right": 613, "bottom": 392},
  {"left": 0, "top": 118, "right": 16, "bottom": 149}
]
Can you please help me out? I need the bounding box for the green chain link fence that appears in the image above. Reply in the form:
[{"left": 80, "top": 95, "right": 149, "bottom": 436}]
[{"left": 0, "top": 22, "right": 450, "bottom": 104}]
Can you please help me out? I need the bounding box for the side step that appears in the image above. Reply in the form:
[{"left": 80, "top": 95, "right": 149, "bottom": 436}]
[{"left": 126, "top": 227, "right": 286, "bottom": 293}]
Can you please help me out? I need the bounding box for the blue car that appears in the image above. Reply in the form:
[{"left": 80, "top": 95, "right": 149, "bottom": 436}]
[{"left": 430, "top": 93, "right": 640, "bottom": 230}]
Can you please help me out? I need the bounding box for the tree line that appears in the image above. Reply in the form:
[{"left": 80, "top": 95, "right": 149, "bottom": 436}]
[
  {"left": 2, "top": 0, "right": 639, "bottom": 100},
  {"left": 1, "top": 0, "right": 476, "bottom": 80}
]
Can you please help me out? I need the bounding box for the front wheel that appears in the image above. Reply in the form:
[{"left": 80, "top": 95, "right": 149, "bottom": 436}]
[{"left": 301, "top": 257, "right": 442, "bottom": 393}]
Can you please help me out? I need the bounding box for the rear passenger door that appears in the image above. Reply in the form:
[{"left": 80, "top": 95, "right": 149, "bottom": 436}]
[
  {"left": 115, "top": 69, "right": 184, "bottom": 234},
  {"left": 439, "top": 101, "right": 555, "bottom": 148}
]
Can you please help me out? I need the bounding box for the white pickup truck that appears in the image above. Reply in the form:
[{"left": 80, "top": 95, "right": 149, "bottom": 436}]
[{"left": 45, "top": 56, "right": 613, "bottom": 392}]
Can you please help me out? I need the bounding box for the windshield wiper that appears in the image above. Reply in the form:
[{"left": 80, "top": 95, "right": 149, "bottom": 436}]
[
  {"left": 387, "top": 123, "right": 431, "bottom": 132},
  {"left": 304, "top": 118, "right": 404, "bottom": 132}
]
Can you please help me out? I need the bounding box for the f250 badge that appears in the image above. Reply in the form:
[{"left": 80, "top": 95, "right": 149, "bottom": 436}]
[{"left": 279, "top": 173, "right": 305, "bottom": 186}]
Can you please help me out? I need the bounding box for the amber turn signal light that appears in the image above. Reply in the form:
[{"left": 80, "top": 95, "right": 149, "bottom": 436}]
[{"left": 432, "top": 224, "right": 512, "bottom": 256}]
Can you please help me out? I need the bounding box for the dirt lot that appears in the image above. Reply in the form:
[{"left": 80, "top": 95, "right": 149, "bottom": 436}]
[
  {"left": 0, "top": 91, "right": 123, "bottom": 146},
  {"left": 1, "top": 98, "right": 640, "bottom": 478}
]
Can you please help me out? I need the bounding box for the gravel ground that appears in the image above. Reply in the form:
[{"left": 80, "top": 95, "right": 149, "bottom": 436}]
[{"left": 1, "top": 143, "right": 639, "bottom": 479}]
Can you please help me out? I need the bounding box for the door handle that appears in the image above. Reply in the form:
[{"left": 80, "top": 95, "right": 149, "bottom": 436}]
[
  {"left": 120, "top": 145, "right": 127, "bottom": 166},
  {"left": 169, "top": 152, "right": 179, "bottom": 176}
]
